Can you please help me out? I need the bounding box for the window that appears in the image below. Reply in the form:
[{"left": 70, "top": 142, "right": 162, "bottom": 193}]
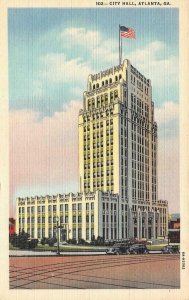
[
  {"left": 53, "top": 216, "right": 56, "bottom": 223},
  {"left": 65, "top": 204, "right": 68, "bottom": 211},
  {"left": 42, "top": 228, "right": 45, "bottom": 238},
  {"left": 31, "top": 217, "right": 35, "bottom": 224},
  {"left": 37, "top": 206, "right": 41, "bottom": 213},
  {"left": 73, "top": 216, "right": 76, "bottom": 223},
  {"left": 60, "top": 204, "right": 63, "bottom": 212},
  {"left": 22, "top": 207, "right": 25, "bottom": 213},
  {"left": 37, "top": 217, "right": 41, "bottom": 224},
  {"left": 86, "top": 203, "right": 89, "bottom": 210},
  {"left": 91, "top": 215, "right": 94, "bottom": 223},
  {"left": 78, "top": 216, "right": 82, "bottom": 223},
  {"left": 48, "top": 228, "right": 52, "bottom": 238},
  {"left": 78, "top": 228, "right": 82, "bottom": 239},
  {"left": 60, "top": 216, "right": 63, "bottom": 223},
  {"left": 53, "top": 228, "right": 56, "bottom": 238},
  {"left": 72, "top": 204, "right": 76, "bottom": 211},
  {"left": 48, "top": 205, "right": 52, "bottom": 212},
  {"left": 65, "top": 216, "right": 68, "bottom": 223},
  {"left": 48, "top": 216, "right": 52, "bottom": 224},
  {"left": 31, "top": 228, "right": 34, "bottom": 238},
  {"left": 42, "top": 217, "right": 45, "bottom": 224},
  {"left": 19, "top": 207, "right": 21, "bottom": 213},
  {"left": 86, "top": 215, "right": 89, "bottom": 222},
  {"left": 27, "top": 207, "right": 30, "bottom": 213},
  {"left": 78, "top": 203, "right": 82, "bottom": 211},
  {"left": 73, "top": 229, "right": 76, "bottom": 239},
  {"left": 91, "top": 202, "right": 94, "bottom": 210},
  {"left": 42, "top": 206, "right": 45, "bottom": 213},
  {"left": 91, "top": 229, "right": 94, "bottom": 240},
  {"left": 27, "top": 217, "right": 30, "bottom": 224},
  {"left": 86, "top": 228, "right": 89, "bottom": 240},
  {"left": 53, "top": 205, "right": 56, "bottom": 212}
]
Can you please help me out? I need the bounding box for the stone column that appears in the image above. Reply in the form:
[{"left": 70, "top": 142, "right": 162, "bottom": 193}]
[
  {"left": 157, "top": 211, "right": 160, "bottom": 237},
  {"left": 139, "top": 211, "right": 142, "bottom": 240},
  {"left": 137, "top": 209, "right": 140, "bottom": 239},
  {"left": 145, "top": 210, "right": 148, "bottom": 240},
  {"left": 128, "top": 207, "right": 133, "bottom": 238},
  {"left": 152, "top": 210, "right": 156, "bottom": 239}
]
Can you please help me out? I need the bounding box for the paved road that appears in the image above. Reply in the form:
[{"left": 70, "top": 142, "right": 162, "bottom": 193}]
[{"left": 10, "top": 254, "right": 180, "bottom": 289}]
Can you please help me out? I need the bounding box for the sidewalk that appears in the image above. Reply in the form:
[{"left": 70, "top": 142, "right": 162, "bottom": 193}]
[{"left": 9, "top": 250, "right": 105, "bottom": 257}]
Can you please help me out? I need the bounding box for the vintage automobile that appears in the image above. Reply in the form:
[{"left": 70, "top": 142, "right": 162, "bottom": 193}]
[
  {"left": 106, "top": 243, "right": 130, "bottom": 255},
  {"left": 127, "top": 244, "right": 149, "bottom": 255},
  {"left": 161, "top": 245, "right": 179, "bottom": 254}
]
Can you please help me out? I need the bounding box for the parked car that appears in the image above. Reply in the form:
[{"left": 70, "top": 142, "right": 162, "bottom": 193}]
[
  {"left": 161, "top": 245, "right": 179, "bottom": 254},
  {"left": 128, "top": 244, "right": 149, "bottom": 255},
  {"left": 106, "top": 243, "right": 130, "bottom": 255}
]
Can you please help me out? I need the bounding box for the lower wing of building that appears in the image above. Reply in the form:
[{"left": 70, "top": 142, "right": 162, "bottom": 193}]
[{"left": 16, "top": 191, "right": 168, "bottom": 242}]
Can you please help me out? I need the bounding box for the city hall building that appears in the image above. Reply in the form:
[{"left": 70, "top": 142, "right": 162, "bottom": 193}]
[{"left": 16, "top": 59, "right": 168, "bottom": 242}]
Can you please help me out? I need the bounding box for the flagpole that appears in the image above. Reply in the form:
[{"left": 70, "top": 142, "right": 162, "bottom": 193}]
[
  {"left": 119, "top": 24, "right": 121, "bottom": 65},
  {"left": 120, "top": 30, "right": 122, "bottom": 64}
]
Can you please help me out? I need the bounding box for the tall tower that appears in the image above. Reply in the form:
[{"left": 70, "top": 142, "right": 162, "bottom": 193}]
[{"left": 79, "top": 59, "right": 159, "bottom": 239}]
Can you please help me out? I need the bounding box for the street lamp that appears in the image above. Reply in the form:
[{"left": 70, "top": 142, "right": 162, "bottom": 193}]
[{"left": 56, "top": 216, "right": 60, "bottom": 255}]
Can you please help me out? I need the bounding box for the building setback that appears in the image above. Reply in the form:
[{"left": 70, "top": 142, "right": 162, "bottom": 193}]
[{"left": 16, "top": 59, "right": 168, "bottom": 241}]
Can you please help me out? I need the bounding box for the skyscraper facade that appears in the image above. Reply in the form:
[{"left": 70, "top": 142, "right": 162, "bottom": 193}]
[{"left": 79, "top": 59, "right": 168, "bottom": 239}]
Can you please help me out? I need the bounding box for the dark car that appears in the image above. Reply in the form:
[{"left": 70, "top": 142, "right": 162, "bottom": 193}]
[
  {"left": 128, "top": 244, "right": 149, "bottom": 255},
  {"left": 161, "top": 245, "right": 179, "bottom": 254},
  {"left": 106, "top": 243, "right": 130, "bottom": 255}
]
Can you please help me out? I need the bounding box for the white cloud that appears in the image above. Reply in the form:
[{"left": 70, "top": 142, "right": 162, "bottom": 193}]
[
  {"left": 155, "top": 101, "right": 179, "bottom": 126},
  {"left": 59, "top": 27, "right": 118, "bottom": 66},
  {"left": 126, "top": 41, "right": 178, "bottom": 87},
  {"left": 154, "top": 101, "right": 179, "bottom": 212},
  {"left": 158, "top": 135, "right": 179, "bottom": 213},
  {"left": 60, "top": 27, "right": 102, "bottom": 49},
  {"left": 40, "top": 53, "right": 94, "bottom": 84},
  {"left": 10, "top": 100, "right": 82, "bottom": 200}
]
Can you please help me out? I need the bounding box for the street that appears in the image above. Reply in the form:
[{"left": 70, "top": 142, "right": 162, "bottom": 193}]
[{"left": 10, "top": 254, "right": 180, "bottom": 289}]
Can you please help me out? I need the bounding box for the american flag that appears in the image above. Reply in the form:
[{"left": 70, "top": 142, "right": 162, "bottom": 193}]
[{"left": 120, "top": 26, "right": 136, "bottom": 39}]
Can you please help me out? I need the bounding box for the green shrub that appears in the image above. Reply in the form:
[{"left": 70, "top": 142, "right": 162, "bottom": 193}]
[
  {"left": 10, "top": 231, "right": 38, "bottom": 249},
  {"left": 41, "top": 237, "right": 48, "bottom": 245},
  {"left": 47, "top": 237, "right": 57, "bottom": 246},
  {"left": 28, "top": 239, "right": 38, "bottom": 249},
  {"left": 67, "top": 238, "right": 77, "bottom": 245}
]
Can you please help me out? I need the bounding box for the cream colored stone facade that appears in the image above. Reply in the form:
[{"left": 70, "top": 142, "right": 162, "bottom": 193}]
[
  {"left": 16, "top": 191, "right": 119, "bottom": 241},
  {"left": 79, "top": 59, "right": 168, "bottom": 239},
  {"left": 16, "top": 59, "right": 168, "bottom": 241}
]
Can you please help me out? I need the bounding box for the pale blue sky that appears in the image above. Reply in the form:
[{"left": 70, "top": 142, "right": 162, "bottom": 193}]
[{"left": 9, "top": 8, "right": 179, "bottom": 116}]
